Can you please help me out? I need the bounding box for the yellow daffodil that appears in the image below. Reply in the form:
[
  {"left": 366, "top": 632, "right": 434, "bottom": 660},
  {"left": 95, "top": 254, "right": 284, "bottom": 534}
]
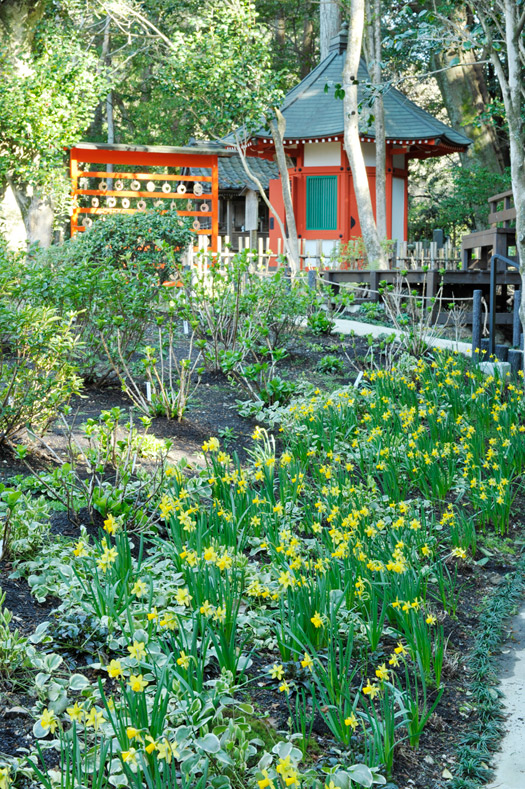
[
  {"left": 106, "top": 659, "right": 123, "bottom": 678},
  {"left": 310, "top": 611, "right": 324, "bottom": 628},
  {"left": 270, "top": 663, "right": 284, "bottom": 680},
  {"left": 39, "top": 708, "right": 59, "bottom": 734},
  {"left": 128, "top": 674, "right": 148, "bottom": 692},
  {"left": 300, "top": 653, "right": 313, "bottom": 671},
  {"left": 127, "top": 641, "right": 147, "bottom": 661},
  {"left": 345, "top": 712, "right": 358, "bottom": 729},
  {"left": 84, "top": 708, "right": 105, "bottom": 731}
]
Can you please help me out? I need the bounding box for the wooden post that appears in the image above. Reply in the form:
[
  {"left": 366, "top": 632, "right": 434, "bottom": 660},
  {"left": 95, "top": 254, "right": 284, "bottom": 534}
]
[
  {"left": 70, "top": 153, "right": 80, "bottom": 236},
  {"left": 211, "top": 160, "right": 219, "bottom": 252}
]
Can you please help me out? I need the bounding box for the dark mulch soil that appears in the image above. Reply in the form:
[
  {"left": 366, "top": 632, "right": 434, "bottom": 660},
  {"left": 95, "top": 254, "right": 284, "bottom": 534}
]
[{"left": 0, "top": 564, "right": 60, "bottom": 636}]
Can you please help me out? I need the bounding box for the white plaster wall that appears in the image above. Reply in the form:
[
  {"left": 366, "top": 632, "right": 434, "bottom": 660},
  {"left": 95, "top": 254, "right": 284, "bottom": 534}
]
[
  {"left": 391, "top": 177, "right": 406, "bottom": 243},
  {"left": 392, "top": 154, "right": 406, "bottom": 169},
  {"left": 303, "top": 142, "right": 341, "bottom": 167},
  {"left": 303, "top": 238, "right": 338, "bottom": 266},
  {"left": 361, "top": 142, "right": 376, "bottom": 166}
]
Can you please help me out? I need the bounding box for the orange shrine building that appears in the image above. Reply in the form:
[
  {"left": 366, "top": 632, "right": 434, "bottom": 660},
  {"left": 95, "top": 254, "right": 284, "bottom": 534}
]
[{"left": 238, "top": 24, "right": 471, "bottom": 260}]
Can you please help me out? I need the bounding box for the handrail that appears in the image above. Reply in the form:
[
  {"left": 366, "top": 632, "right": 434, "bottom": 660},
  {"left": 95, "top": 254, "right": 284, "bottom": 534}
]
[
  {"left": 488, "top": 189, "right": 516, "bottom": 227},
  {"left": 489, "top": 253, "right": 520, "bottom": 356}
]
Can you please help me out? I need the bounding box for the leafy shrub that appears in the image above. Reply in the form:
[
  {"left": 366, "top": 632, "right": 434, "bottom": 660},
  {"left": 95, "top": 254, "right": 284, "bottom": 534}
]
[
  {"left": 0, "top": 302, "right": 81, "bottom": 445},
  {"left": 103, "top": 303, "right": 204, "bottom": 421},
  {"left": 68, "top": 208, "right": 194, "bottom": 277},
  {"left": 16, "top": 247, "right": 159, "bottom": 385},
  {"left": 317, "top": 354, "right": 345, "bottom": 374},
  {"left": 173, "top": 251, "right": 312, "bottom": 371},
  {"left": 307, "top": 310, "right": 335, "bottom": 335},
  {"left": 9, "top": 210, "right": 194, "bottom": 384},
  {"left": 259, "top": 376, "right": 297, "bottom": 405}
]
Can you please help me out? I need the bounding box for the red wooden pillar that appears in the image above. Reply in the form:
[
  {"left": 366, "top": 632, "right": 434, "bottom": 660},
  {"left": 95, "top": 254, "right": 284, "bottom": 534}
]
[
  {"left": 70, "top": 154, "right": 79, "bottom": 237},
  {"left": 211, "top": 159, "right": 219, "bottom": 252}
]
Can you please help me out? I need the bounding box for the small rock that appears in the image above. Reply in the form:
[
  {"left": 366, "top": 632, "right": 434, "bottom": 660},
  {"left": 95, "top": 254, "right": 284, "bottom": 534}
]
[
  {"left": 4, "top": 706, "right": 30, "bottom": 717},
  {"left": 442, "top": 768, "right": 453, "bottom": 780},
  {"left": 478, "top": 361, "right": 511, "bottom": 377},
  {"left": 423, "top": 755, "right": 435, "bottom": 765}
]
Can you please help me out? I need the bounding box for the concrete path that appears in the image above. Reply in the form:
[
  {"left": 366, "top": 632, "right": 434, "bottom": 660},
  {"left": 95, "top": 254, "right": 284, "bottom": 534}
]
[
  {"left": 486, "top": 608, "right": 525, "bottom": 789},
  {"left": 333, "top": 318, "right": 472, "bottom": 356}
]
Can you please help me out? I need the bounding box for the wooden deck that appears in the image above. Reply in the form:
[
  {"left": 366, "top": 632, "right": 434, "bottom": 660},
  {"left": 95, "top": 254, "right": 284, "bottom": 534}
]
[{"left": 322, "top": 267, "right": 521, "bottom": 328}]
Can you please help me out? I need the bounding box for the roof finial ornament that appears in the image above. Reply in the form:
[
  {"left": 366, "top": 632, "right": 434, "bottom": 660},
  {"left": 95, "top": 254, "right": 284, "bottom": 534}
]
[{"left": 328, "top": 21, "right": 349, "bottom": 55}]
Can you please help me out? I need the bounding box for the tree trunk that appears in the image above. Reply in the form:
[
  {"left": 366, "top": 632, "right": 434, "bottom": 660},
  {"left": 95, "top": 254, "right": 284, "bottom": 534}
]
[
  {"left": 234, "top": 139, "right": 297, "bottom": 272},
  {"left": 366, "top": 0, "right": 387, "bottom": 240},
  {"left": 343, "top": 0, "right": 387, "bottom": 269},
  {"left": 501, "top": 2, "right": 525, "bottom": 358},
  {"left": 300, "top": 16, "right": 315, "bottom": 78},
  {"left": 102, "top": 17, "right": 115, "bottom": 186},
  {"left": 7, "top": 179, "right": 53, "bottom": 249},
  {"left": 320, "top": 0, "right": 341, "bottom": 61},
  {"left": 0, "top": 0, "right": 45, "bottom": 55},
  {"left": 430, "top": 5, "right": 506, "bottom": 173},
  {"left": 270, "top": 109, "right": 300, "bottom": 274}
]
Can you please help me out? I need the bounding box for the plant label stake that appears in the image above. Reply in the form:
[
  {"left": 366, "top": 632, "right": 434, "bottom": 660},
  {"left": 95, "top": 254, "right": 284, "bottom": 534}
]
[
  {"left": 183, "top": 320, "right": 189, "bottom": 335},
  {"left": 353, "top": 371, "right": 364, "bottom": 388},
  {"left": 146, "top": 382, "right": 152, "bottom": 402}
]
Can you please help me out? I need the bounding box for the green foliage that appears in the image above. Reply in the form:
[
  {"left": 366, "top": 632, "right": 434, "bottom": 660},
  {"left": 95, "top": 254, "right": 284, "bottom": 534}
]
[
  {"left": 0, "top": 16, "right": 107, "bottom": 196},
  {"left": 0, "top": 590, "right": 28, "bottom": 677},
  {"left": 317, "top": 354, "right": 345, "bottom": 374},
  {"left": 68, "top": 210, "right": 194, "bottom": 277},
  {"left": 409, "top": 162, "right": 512, "bottom": 240},
  {"left": 160, "top": 0, "right": 285, "bottom": 138},
  {"left": 0, "top": 300, "right": 81, "bottom": 444},
  {"left": 0, "top": 488, "right": 50, "bottom": 559},
  {"left": 173, "top": 252, "right": 310, "bottom": 377},
  {"left": 15, "top": 210, "right": 193, "bottom": 383},
  {"left": 307, "top": 311, "right": 335, "bottom": 336}
]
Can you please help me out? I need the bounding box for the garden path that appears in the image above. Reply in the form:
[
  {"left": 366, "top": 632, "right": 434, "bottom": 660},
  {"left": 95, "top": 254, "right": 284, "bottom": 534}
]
[
  {"left": 486, "top": 607, "right": 525, "bottom": 788},
  {"left": 333, "top": 318, "right": 472, "bottom": 356}
]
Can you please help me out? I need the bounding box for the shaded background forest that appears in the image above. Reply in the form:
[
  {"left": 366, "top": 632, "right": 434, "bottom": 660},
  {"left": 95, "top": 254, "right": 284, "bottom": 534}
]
[{"left": 0, "top": 0, "right": 512, "bottom": 246}]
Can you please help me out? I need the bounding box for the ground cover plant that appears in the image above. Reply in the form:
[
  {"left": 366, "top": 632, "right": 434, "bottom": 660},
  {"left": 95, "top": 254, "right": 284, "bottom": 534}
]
[{"left": 0, "top": 343, "right": 524, "bottom": 789}]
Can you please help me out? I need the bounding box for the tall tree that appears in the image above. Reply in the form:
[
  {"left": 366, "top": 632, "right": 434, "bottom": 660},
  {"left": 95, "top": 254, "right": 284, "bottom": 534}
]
[
  {"left": 0, "top": 1, "right": 107, "bottom": 246},
  {"left": 320, "top": 0, "right": 341, "bottom": 60},
  {"left": 343, "top": 2, "right": 388, "bottom": 268},
  {"left": 365, "top": 0, "right": 387, "bottom": 240},
  {"left": 429, "top": 4, "right": 506, "bottom": 174},
  {"left": 469, "top": 0, "right": 525, "bottom": 344}
]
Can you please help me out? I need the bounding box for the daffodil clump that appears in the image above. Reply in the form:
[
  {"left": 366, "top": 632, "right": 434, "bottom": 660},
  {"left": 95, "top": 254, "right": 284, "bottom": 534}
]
[{"left": 6, "top": 350, "right": 523, "bottom": 789}]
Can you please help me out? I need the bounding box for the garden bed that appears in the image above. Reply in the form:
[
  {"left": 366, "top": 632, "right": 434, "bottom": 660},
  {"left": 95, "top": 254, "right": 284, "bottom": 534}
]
[{"left": 1, "top": 337, "right": 524, "bottom": 789}]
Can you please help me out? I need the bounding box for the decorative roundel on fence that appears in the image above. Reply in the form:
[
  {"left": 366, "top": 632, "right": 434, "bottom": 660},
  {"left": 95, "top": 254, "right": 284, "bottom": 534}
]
[
  {"left": 91, "top": 197, "right": 99, "bottom": 208},
  {"left": 193, "top": 219, "right": 201, "bottom": 230},
  {"left": 193, "top": 182, "right": 203, "bottom": 196},
  {"left": 106, "top": 197, "right": 117, "bottom": 207},
  {"left": 200, "top": 202, "right": 209, "bottom": 213},
  {"left": 98, "top": 180, "right": 107, "bottom": 191},
  {"left": 115, "top": 180, "right": 124, "bottom": 191},
  {"left": 82, "top": 217, "right": 93, "bottom": 228},
  {"left": 130, "top": 179, "right": 141, "bottom": 191},
  {"left": 176, "top": 183, "right": 187, "bottom": 194},
  {"left": 162, "top": 182, "right": 172, "bottom": 194},
  {"left": 122, "top": 198, "right": 130, "bottom": 208},
  {"left": 137, "top": 199, "right": 147, "bottom": 210},
  {"left": 153, "top": 200, "right": 164, "bottom": 208},
  {"left": 146, "top": 181, "right": 155, "bottom": 192}
]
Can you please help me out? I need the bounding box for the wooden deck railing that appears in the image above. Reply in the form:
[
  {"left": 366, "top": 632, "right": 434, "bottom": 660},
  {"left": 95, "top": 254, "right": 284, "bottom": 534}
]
[{"left": 488, "top": 190, "right": 516, "bottom": 227}]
